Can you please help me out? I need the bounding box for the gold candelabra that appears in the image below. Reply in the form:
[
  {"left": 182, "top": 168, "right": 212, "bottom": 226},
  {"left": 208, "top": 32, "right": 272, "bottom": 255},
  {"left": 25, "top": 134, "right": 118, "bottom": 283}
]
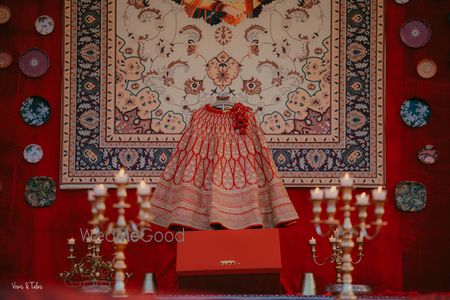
[
  {"left": 308, "top": 173, "right": 387, "bottom": 300},
  {"left": 59, "top": 230, "right": 128, "bottom": 294},
  {"left": 60, "top": 168, "right": 154, "bottom": 297}
]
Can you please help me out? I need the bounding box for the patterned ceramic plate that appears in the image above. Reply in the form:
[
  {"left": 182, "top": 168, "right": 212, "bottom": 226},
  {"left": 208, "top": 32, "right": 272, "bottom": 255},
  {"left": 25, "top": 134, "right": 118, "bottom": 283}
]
[
  {"left": 400, "top": 97, "right": 431, "bottom": 128},
  {"left": 25, "top": 176, "right": 56, "bottom": 208},
  {"left": 0, "top": 50, "right": 13, "bottom": 69},
  {"left": 23, "top": 144, "right": 43, "bottom": 163},
  {"left": 417, "top": 58, "right": 437, "bottom": 78},
  {"left": 400, "top": 19, "right": 431, "bottom": 48},
  {"left": 35, "top": 15, "right": 54, "bottom": 35},
  {"left": 394, "top": 0, "right": 409, "bottom": 3},
  {"left": 19, "top": 48, "right": 49, "bottom": 78},
  {"left": 0, "top": 5, "right": 11, "bottom": 24},
  {"left": 20, "top": 96, "right": 51, "bottom": 126},
  {"left": 395, "top": 181, "right": 426, "bottom": 212},
  {"left": 418, "top": 145, "right": 438, "bottom": 165}
]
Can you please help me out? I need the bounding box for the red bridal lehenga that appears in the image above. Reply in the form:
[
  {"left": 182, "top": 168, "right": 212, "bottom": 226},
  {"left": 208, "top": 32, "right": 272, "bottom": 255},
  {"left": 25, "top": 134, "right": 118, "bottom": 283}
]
[{"left": 150, "top": 103, "right": 299, "bottom": 230}]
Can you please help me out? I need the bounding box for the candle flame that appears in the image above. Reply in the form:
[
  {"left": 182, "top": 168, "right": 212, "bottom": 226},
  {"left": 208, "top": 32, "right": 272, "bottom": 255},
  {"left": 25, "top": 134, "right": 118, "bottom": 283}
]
[
  {"left": 344, "top": 173, "right": 350, "bottom": 179},
  {"left": 140, "top": 180, "right": 146, "bottom": 187},
  {"left": 361, "top": 192, "right": 366, "bottom": 197},
  {"left": 98, "top": 184, "right": 104, "bottom": 189},
  {"left": 314, "top": 187, "right": 320, "bottom": 192},
  {"left": 378, "top": 186, "right": 382, "bottom": 192},
  {"left": 330, "top": 186, "right": 337, "bottom": 191},
  {"left": 119, "top": 168, "right": 125, "bottom": 176}
]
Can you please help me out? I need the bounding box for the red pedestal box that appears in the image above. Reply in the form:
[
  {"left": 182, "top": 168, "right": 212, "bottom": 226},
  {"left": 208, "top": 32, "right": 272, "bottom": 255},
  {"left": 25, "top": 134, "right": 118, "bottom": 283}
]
[{"left": 176, "top": 228, "right": 281, "bottom": 294}]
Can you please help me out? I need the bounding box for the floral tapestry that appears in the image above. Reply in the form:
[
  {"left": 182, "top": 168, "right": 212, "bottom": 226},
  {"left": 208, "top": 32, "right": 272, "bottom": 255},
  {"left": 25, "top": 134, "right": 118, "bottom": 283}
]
[{"left": 61, "top": 0, "right": 385, "bottom": 187}]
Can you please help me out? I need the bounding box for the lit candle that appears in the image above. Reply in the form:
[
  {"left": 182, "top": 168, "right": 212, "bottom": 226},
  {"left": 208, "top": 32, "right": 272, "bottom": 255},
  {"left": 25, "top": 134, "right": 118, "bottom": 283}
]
[
  {"left": 355, "top": 192, "right": 369, "bottom": 205},
  {"left": 372, "top": 186, "right": 387, "bottom": 201},
  {"left": 68, "top": 238, "right": 75, "bottom": 245},
  {"left": 137, "top": 180, "right": 151, "bottom": 196},
  {"left": 308, "top": 237, "right": 316, "bottom": 245},
  {"left": 93, "top": 184, "right": 107, "bottom": 196},
  {"left": 340, "top": 173, "right": 353, "bottom": 187},
  {"left": 115, "top": 168, "right": 129, "bottom": 184},
  {"left": 329, "top": 236, "right": 336, "bottom": 243},
  {"left": 310, "top": 187, "right": 324, "bottom": 200},
  {"left": 325, "top": 186, "right": 339, "bottom": 199}
]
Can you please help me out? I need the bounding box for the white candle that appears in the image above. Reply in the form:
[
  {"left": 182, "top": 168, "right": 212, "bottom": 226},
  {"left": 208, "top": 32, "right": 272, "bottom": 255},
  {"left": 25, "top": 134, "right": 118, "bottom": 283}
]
[
  {"left": 93, "top": 184, "right": 107, "bottom": 196},
  {"left": 325, "top": 186, "right": 339, "bottom": 199},
  {"left": 356, "top": 232, "right": 364, "bottom": 243},
  {"left": 372, "top": 186, "right": 387, "bottom": 201},
  {"left": 356, "top": 192, "right": 369, "bottom": 205},
  {"left": 88, "top": 190, "right": 95, "bottom": 201},
  {"left": 115, "top": 168, "right": 129, "bottom": 184},
  {"left": 68, "top": 238, "right": 75, "bottom": 245},
  {"left": 137, "top": 180, "right": 151, "bottom": 196},
  {"left": 308, "top": 237, "right": 316, "bottom": 245},
  {"left": 310, "top": 187, "right": 324, "bottom": 200},
  {"left": 340, "top": 173, "right": 353, "bottom": 187}
]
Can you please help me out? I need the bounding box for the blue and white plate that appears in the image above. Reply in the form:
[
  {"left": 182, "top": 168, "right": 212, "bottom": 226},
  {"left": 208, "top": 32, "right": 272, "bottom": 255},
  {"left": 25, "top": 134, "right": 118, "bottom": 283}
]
[
  {"left": 20, "top": 96, "right": 51, "bottom": 126},
  {"left": 395, "top": 181, "right": 427, "bottom": 212},
  {"left": 400, "top": 97, "right": 431, "bottom": 128},
  {"left": 23, "top": 144, "right": 43, "bottom": 163}
]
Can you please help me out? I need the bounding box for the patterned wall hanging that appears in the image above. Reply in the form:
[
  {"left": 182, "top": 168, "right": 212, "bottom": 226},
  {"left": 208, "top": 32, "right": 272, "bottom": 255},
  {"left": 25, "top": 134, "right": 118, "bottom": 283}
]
[{"left": 61, "top": 0, "right": 385, "bottom": 187}]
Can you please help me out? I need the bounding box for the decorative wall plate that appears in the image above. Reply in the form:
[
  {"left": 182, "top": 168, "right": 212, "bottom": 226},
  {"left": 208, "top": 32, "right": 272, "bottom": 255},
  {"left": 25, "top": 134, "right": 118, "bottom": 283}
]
[
  {"left": 20, "top": 96, "right": 51, "bottom": 126},
  {"left": 394, "top": 0, "right": 409, "bottom": 4},
  {"left": 400, "top": 19, "right": 431, "bottom": 48},
  {"left": 23, "top": 144, "right": 43, "bottom": 163},
  {"left": 400, "top": 97, "right": 431, "bottom": 128},
  {"left": 35, "top": 15, "right": 54, "bottom": 35},
  {"left": 0, "top": 5, "right": 11, "bottom": 24},
  {"left": 418, "top": 145, "right": 438, "bottom": 165},
  {"left": 0, "top": 50, "right": 13, "bottom": 69},
  {"left": 417, "top": 58, "right": 437, "bottom": 78},
  {"left": 19, "top": 48, "right": 49, "bottom": 77},
  {"left": 25, "top": 176, "right": 56, "bottom": 208},
  {"left": 395, "top": 181, "right": 427, "bottom": 212}
]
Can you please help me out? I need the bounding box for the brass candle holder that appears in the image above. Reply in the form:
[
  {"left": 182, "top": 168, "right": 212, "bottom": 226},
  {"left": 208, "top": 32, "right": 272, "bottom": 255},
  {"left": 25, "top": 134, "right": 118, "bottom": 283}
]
[
  {"left": 309, "top": 174, "right": 387, "bottom": 300},
  {"left": 60, "top": 169, "right": 153, "bottom": 296},
  {"left": 59, "top": 232, "right": 119, "bottom": 294}
]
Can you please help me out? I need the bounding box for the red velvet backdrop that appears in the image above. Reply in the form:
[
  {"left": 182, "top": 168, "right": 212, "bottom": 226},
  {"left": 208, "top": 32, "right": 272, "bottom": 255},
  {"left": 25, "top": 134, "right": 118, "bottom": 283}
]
[{"left": 0, "top": 0, "right": 449, "bottom": 295}]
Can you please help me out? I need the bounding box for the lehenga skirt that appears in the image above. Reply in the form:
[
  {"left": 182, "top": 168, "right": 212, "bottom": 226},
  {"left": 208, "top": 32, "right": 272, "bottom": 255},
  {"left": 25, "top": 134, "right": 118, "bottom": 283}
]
[{"left": 149, "top": 103, "right": 299, "bottom": 230}]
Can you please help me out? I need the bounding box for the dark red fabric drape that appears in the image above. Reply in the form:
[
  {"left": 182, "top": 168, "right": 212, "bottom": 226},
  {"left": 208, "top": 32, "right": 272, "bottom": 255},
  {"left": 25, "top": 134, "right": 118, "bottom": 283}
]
[{"left": 0, "top": 0, "right": 449, "bottom": 295}]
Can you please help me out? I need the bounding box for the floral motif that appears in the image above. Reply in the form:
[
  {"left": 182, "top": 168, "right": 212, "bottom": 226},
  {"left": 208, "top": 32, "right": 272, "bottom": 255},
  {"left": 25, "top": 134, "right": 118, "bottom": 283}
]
[
  {"left": 347, "top": 42, "right": 366, "bottom": 62},
  {"left": 151, "top": 111, "right": 185, "bottom": 133},
  {"left": 79, "top": 110, "right": 99, "bottom": 130},
  {"left": 306, "top": 149, "right": 326, "bottom": 169},
  {"left": 119, "top": 149, "right": 140, "bottom": 168},
  {"left": 80, "top": 43, "right": 100, "bottom": 63},
  {"left": 242, "top": 77, "right": 262, "bottom": 95},
  {"left": 118, "top": 57, "right": 145, "bottom": 81},
  {"left": 184, "top": 77, "right": 205, "bottom": 95},
  {"left": 347, "top": 110, "right": 367, "bottom": 130},
  {"left": 127, "top": 0, "right": 149, "bottom": 9},
  {"left": 214, "top": 26, "right": 232, "bottom": 45},
  {"left": 206, "top": 51, "right": 240, "bottom": 90}
]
